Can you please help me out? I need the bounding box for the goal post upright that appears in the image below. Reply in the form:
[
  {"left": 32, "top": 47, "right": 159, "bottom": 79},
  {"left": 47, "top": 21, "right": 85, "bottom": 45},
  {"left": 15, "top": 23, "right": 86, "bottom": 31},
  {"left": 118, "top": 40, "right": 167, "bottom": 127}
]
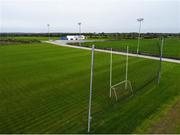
[
  {"left": 88, "top": 45, "right": 95, "bottom": 133},
  {"left": 110, "top": 48, "right": 112, "bottom": 97},
  {"left": 158, "top": 38, "right": 164, "bottom": 84},
  {"left": 125, "top": 46, "right": 129, "bottom": 90}
]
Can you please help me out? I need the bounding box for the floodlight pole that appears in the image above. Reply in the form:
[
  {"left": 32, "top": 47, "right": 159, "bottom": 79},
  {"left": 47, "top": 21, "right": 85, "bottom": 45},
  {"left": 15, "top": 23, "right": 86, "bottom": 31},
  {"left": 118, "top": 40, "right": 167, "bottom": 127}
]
[
  {"left": 158, "top": 38, "right": 164, "bottom": 84},
  {"left": 88, "top": 45, "right": 95, "bottom": 133},
  {"left": 47, "top": 24, "right": 50, "bottom": 41},
  {"left": 78, "top": 22, "right": 82, "bottom": 46},
  {"left": 110, "top": 48, "right": 112, "bottom": 97},
  {"left": 125, "top": 46, "right": 129, "bottom": 89},
  {"left": 137, "top": 18, "right": 144, "bottom": 54}
]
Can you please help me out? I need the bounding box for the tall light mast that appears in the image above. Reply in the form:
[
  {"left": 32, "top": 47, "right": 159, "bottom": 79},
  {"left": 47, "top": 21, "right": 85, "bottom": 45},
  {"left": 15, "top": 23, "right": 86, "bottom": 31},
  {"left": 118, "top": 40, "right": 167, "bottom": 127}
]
[
  {"left": 137, "top": 18, "right": 144, "bottom": 54},
  {"left": 47, "top": 24, "right": 50, "bottom": 41},
  {"left": 78, "top": 22, "right": 82, "bottom": 46}
]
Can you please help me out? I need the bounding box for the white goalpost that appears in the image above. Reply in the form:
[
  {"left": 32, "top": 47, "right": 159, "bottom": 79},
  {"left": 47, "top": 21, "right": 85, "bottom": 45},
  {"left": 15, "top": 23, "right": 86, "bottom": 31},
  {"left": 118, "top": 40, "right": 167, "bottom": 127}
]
[
  {"left": 88, "top": 45, "right": 95, "bottom": 133},
  {"left": 109, "top": 48, "right": 113, "bottom": 97},
  {"left": 88, "top": 45, "right": 134, "bottom": 132},
  {"left": 158, "top": 38, "right": 164, "bottom": 84},
  {"left": 87, "top": 40, "right": 162, "bottom": 132},
  {"left": 110, "top": 46, "right": 133, "bottom": 101}
]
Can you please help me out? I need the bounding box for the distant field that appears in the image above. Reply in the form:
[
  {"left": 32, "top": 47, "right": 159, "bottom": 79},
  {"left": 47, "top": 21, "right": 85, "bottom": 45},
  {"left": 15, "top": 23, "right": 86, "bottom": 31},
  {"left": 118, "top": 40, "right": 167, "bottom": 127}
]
[
  {"left": 0, "top": 36, "right": 59, "bottom": 41},
  {"left": 80, "top": 37, "right": 180, "bottom": 59},
  {"left": 0, "top": 43, "right": 179, "bottom": 133}
]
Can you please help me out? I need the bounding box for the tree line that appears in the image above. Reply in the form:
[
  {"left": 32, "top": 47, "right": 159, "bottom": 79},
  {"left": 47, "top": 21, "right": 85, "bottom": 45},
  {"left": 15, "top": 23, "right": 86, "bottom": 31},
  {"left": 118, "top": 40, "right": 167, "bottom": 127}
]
[{"left": 0, "top": 32, "right": 179, "bottom": 39}]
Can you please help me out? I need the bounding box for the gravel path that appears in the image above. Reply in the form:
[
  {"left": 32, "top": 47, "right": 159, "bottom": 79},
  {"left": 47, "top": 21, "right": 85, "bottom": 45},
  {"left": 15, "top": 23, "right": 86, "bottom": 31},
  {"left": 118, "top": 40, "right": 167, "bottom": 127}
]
[{"left": 46, "top": 40, "right": 180, "bottom": 64}]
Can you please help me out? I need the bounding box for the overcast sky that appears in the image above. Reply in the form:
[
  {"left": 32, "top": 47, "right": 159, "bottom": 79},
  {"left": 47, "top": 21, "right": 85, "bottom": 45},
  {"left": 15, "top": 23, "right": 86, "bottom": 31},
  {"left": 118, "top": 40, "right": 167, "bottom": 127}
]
[{"left": 0, "top": 0, "right": 179, "bottom": 33}]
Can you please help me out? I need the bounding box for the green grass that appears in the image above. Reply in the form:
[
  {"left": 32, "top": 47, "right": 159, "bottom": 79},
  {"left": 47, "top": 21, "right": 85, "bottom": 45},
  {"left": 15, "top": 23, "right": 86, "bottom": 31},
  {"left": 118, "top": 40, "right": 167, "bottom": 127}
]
[
  {"left": 81, "top": 37, "right": 180, "bottom": 59},
  {"left": 0, "top": 43, "right": 179, "bottom": 133}
]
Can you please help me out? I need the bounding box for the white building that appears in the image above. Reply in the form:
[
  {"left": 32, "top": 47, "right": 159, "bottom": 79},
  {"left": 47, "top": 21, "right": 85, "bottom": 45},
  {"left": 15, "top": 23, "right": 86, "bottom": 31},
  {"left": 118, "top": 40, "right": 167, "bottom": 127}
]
[{"left": 66, "top": 35, "right": 85, "bottom": 40}]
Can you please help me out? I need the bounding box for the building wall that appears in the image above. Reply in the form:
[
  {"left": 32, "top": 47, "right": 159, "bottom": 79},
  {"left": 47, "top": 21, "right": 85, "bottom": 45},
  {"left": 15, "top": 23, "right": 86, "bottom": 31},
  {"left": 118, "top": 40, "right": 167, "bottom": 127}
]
[{"left": 66, "top": 35, "right": 85, "bottom": 40}]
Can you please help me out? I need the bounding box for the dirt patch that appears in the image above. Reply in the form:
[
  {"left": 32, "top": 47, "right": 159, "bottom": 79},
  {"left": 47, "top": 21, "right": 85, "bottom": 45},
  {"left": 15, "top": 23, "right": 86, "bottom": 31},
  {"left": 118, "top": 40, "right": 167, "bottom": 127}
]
[
  {"left": 0, "top": 39, "right": 41, "bottom": 45},
  {"left": 148, "top": 100, "right": 180, "bottom": 134}
]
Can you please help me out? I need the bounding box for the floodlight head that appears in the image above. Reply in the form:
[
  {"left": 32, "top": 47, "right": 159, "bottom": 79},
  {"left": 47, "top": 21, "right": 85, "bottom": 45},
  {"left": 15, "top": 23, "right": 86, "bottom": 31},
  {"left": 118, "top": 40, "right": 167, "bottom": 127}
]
[
  {"left": 78, "top": 22, "right": 82, "bottom": 26},
  {"left": 47, "top": 24, "right": 50, "bottom": 27},
  {"left": 137, "top": 18, "right": 144, "bottom": 22}
]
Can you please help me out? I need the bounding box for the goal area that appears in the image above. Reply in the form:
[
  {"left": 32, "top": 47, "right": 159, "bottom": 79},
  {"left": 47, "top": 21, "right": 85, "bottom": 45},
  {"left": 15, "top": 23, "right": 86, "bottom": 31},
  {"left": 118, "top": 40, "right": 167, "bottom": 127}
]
[
  {"left": 87, "top": 38, "right": 164, "bottom": 132},
  {"left": 109, "top": 47, "right": 133, "bottom": 101}
]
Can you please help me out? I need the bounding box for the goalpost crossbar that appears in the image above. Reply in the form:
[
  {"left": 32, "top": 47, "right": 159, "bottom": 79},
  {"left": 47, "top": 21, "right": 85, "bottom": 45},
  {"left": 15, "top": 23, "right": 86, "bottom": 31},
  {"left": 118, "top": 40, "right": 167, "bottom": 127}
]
[
  {"left": 111, "top": 80, "right": 126, "bottom": 89},
  {"left": 111, "top": 80, "right": 133, "bottom": 101}
]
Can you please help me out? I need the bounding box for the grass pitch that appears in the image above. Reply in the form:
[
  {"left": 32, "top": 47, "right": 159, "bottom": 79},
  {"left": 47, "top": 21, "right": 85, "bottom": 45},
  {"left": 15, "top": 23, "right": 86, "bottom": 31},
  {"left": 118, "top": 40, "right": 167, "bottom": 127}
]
[
  {"left": 81, "top": 37, "right": 180, "bottom": 59},
  {"left": 0, "top": 43, "right": 179, "bottom": 133}
]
